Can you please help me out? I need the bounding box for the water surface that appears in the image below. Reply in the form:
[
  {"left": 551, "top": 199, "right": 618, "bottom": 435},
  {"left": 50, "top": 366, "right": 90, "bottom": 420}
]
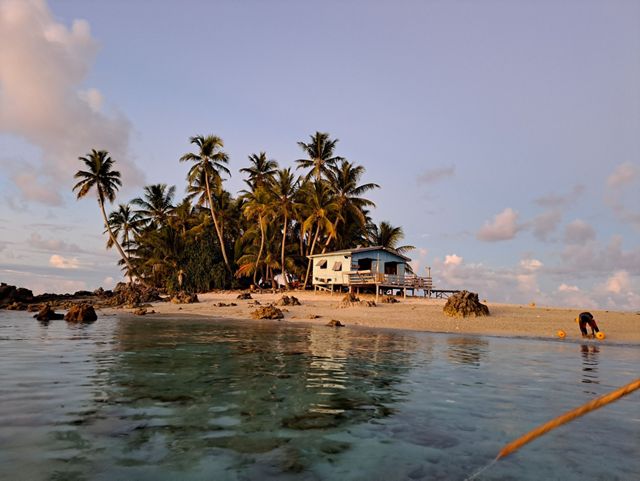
[{"left": 0, "top": 311, "right": 638, "bottom": 480}]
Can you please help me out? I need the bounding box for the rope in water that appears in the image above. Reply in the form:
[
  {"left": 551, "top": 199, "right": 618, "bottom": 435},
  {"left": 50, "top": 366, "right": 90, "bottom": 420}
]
[
  {"left": 497, "top": 378, "right": 640, "bottom": 459},
  {"left": 463, "top": 378, "right": 640, "bottom": 480}
]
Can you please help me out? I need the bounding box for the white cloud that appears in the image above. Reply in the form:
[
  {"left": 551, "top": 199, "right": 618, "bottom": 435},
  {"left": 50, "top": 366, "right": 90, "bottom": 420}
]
[
  {"left": 520, "top": 258, "right": 543, "bottom": 271},
  {"left": 603, "top": 270, "right": 630, "bottom": 294},
  {"left": 557, "top": 283, "right": 579, "bottom": 292},
  {"left": 27, "top": 232, "right": 86, "bottom": 253},
  {"left": 477, "top": 208, "right": 522, "bottom": 242},
  {"left": 0, "top": 0, "right": 144, "bottom": 205},
  {"left": 607, "top": 162, "right": 637, "bottom": 189},
  {"left": 563, "top": 219, "right": 596, "bottom": 244},
  {"left": 416, "top": 165, "right": 455, "bottom": 185},
  {"left": 531, "top": 209, "right": 562, "bottom": 241},
  {"left": 49, "top": 254, "right": 80, "bottom": 269},
  {"left": 444, "top": 254, "right": 463, "bottom": 265}
]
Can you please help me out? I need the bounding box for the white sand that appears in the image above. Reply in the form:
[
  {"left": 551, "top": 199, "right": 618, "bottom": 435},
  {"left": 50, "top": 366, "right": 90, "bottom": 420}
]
[{"left": 103, "top": 290, "right": 640, "bottom": 344}]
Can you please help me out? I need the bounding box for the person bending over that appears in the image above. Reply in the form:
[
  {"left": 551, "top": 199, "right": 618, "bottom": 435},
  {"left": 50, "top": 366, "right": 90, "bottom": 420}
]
[{"left": 578, "top": 312, "right": 600, "bottom": 338}]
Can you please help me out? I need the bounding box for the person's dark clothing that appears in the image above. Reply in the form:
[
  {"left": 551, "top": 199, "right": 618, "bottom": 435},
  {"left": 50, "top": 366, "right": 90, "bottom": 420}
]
[{"left": 579, "top": 312, "right": 599, "bottom": 337}]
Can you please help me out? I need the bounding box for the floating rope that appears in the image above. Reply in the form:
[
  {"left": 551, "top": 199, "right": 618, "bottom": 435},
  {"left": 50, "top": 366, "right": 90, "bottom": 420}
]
[{"left": 497, "top": 378, "right": 640, "bottom": 459}]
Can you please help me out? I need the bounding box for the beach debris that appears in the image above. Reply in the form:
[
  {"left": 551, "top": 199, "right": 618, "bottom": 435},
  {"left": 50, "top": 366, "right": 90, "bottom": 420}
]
[
  {"left": 338, "top": 293, "right": 376, "bottom": 308},
  {"left": 308, "top": 314, "right": 321, "bottom": 319},
  {"left": 133, "top": 307, "right": 151, "bottom": 315},
  {"left": 381, "top": 295, "right": 399, "bottom": 304},
  {"left": 275, "top": 295, "right": 301, "bottom": 306},
  {"left": 34, "top": 304, "right": 64, "bottom": 321},
  {"left": 557, "top": 330, "right": 566, "bottom": 339},
  {"left": 171, "top": 291, "right": 199, "bottom": 304},
  {"left": 596, "top": 332, "right": 606, "bottom": 340},
  {"left": 529, "top": 302, "right": 536, "bottom": 308},
  {"left": 327, "top": 319, "right": 345, "bottom": 327},
  {"left": 251, "top": 305, "right": 284, "bottom": 320},
  {"left": 237, "top": 292, "right": 253, "bottom": 300},
  {"left": 216, "top": 302, "right": 237, "bottom": 307},
  {"left": 443, "top": 291, "right": 490, "bottom": 318},
  {"left": 64, "top": 303, "right": 97, "bottom": 323}
]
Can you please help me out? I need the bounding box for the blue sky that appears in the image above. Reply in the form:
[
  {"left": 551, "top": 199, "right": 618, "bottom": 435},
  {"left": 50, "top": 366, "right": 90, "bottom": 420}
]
[{"left": 1, "top": 0, "right": 639, "bottom": 309}]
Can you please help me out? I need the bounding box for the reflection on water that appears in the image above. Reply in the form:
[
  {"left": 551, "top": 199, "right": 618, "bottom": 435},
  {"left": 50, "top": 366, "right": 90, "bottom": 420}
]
[
  {"left": 580, "top": 344, "right": 600, "bottom": 394},
  {"left": 0, "top": 312, "right": 638, "bottom": 481},
  {"left": 446, "top": 336, "right": 489, "bottom": 366}
]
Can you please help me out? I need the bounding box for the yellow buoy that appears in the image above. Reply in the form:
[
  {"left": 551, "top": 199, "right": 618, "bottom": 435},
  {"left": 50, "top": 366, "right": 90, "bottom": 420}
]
[
  {"left": 575, "top": 316, "right": 580, "bottom": 323},
  {"left": 596, "top": 332, "right": 605, "bottom": 340},
  {"left": 557, "top": 330, "right": 566, "bottom": 339}
]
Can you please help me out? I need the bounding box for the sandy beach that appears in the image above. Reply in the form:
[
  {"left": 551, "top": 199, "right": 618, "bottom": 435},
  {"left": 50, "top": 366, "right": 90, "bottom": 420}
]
[{"left": 105, "top": 290, "right": 640, "bottom": 344}]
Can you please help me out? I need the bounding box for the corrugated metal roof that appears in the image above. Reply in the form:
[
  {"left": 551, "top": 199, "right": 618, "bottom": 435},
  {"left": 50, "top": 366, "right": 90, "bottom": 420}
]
[{"left": 308, "top": 246, "right": 411, "bottom": 262}]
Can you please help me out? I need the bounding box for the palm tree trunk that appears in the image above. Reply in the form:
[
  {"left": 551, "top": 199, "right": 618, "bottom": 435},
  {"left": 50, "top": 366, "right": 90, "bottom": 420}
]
[
  {"left": 321, "top": 217, "right": 340, "bottom": 253},
  {"left": 253, "top": 215, "right": 265, "bottom": 286},
  {"left": 98, "top": 199, "right": 136, "bottom": 283},
  {"left": 204, "top": 174, "right": 232, "bottom": 273},
  {"left": 280, "top": 212, "right": 289, "bottom": 289},
  {"left": 303, "top": 223, "right": 321, "bottom": 288}
]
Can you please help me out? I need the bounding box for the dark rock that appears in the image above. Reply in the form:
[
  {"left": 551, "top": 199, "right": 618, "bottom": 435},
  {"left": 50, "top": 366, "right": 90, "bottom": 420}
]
[
  {"left": 339, "top": 293, "right": 375, "bottom": 308},
  {"left": 133, "top": 307, "right": 147, "bottom": 315},
  {"left": 236, "top": 292, "right": 252, "bottom": 300},
  {"left": 381, "top": 296, "right": 399, "bottom": 304},
  {"left": 0, "top": 283, "right": 33, "bottom": 305},
  {"left": 171, "top": 292, "right": 198, "bottom": 304},
  {"left": 251, "top": 305, "right": 284, "bottom": 319},
  {"left": 308, "top": 314, "right": 321, "bottom": 319},
  {"left": 443, "top": 290, "right": 489, "bottom": 318},
  {"left": 282, "top": 412, "right": 342, "bottom": 430},
  {"left": 6, "top": 302, "right": 27, "bottom": 310},
  {"left": 275, "top": 295, "right": 301, "bottom": 306},
  {"left": 64, "top": 303, "right": 97, "bottom": 323},
  {"left": 34, "top": 304, "right": 64, "bottom": 321},
  {"left": 216, "top": 302, "right": 237, "bottom": 307},
  {"left": 327, "top": 319, "right": 345, "bottom": 327}
]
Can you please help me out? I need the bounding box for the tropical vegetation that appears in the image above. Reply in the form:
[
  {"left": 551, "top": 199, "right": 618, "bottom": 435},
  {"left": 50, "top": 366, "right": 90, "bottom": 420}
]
[{"left": 74, "top": 132, "right": 413, "bottom": 293}]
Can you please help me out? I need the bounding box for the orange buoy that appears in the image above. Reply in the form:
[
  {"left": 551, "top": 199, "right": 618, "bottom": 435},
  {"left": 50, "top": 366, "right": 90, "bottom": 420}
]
[
  {"left": 557, "top": 330, "right": 566, "bottom": 339},
  {"left": 596, "top": 332, "right": 605, "bottom": 340},
  {"left": 575, "top": 316, "right": 579, "bottom": 323}
]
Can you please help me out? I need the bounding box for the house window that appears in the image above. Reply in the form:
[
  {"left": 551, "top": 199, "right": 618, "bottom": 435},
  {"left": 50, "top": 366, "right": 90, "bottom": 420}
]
[
  {"left": 316, "top": 259, "right": 327, "bottom": 269},
  {"left": 332, "top": 261, "right": 342, "bottom": 271}
]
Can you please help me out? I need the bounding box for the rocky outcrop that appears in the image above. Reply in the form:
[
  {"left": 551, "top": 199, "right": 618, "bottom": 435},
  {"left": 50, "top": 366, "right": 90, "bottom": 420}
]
[
  {"left": 275, "top": 295, "right": 301, "bottom": 306},
  {"left": 338, "top": 293, "right": 375, "bottom": 308},
  {"left": 170, "top": 292, "right": 199, "bottom": 304},
  {"left": 34, "top": 304, "right": 64, "bottom": 321},
  {"left": 0, "top": 283, "right": 33, "bottom": 307},
  {"left": 251, "top": 305, "right": 284, "bottom": 319},
  {"left": 110, "top": 284, "right": 162, "bottom": 307},
  {"left": 64, "top": 303, "right": 98, "bottom": 323},
  {"left": 443, "top": 291, "right": 489, "bottom": 318}
]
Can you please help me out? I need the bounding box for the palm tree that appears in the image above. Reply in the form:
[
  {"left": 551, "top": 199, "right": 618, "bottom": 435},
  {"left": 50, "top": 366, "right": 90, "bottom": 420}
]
[
  {"left": 296, "top": 131, "right": 344, "bottom": 181},
  {"left": 180, "top": 135, "right": 232, "bottom": 273},
  {"left": 367, "top": 221, "right": 415, "bottom": 255},
  {"left": 271, "top": 168, "right": 300, "bottom": 288},
  {"left": 301, "top": 181, "right": 338, "bottom": 287},
  {"left": 240, "top": 152, "right": 278, "bottom": 190},
  {"left": 132, "top": 183, "right": 176, "bottom": 228},
  {"left": 73, "top": 149, "right": 137, "bottom": 281},
  {"left": 241, "top": 186, "right": 272, "bottom": 285},
  {"left": 323, "top": 160, "right": 379, "bottom": 251},
  {"left": 105, "top": 203, "right": 141, "bottom": 282}
]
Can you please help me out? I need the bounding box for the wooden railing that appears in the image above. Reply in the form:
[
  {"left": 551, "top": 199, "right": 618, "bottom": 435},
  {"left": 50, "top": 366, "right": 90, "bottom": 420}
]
[{"left": 346, "top": 272, "right": 433, "bottom": 288}]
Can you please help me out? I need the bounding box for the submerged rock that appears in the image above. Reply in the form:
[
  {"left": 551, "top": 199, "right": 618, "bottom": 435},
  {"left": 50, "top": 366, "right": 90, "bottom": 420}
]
[
  {"left": 251, "top": 305, "right": 284, "bottom": 320},
  {"left": 443, "top": 291, "right": 489, "bottom": 318},
  {"left": 64, "top": 303, "right": 97, "bottom": 323},
  {"left": 34, "top": 304, "right": 64, "bottom": 321}
]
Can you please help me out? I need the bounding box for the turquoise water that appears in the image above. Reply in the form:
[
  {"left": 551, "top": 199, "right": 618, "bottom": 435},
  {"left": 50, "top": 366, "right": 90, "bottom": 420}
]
[{"left": 0, "top": 311, "right": 638, "bottom": 481}]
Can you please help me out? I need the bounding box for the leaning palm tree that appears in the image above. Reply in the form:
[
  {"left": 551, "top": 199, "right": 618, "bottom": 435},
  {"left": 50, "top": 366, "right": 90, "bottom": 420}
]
[
  {"left": 241, "top": 186, "right": 273, "bottom": 285},
  {"left": 73, "top": 149, "right": 137, "bottom": 281},
  {"left": 296, "top": 131, "right": 344, "bottom": 181},
  {"left": 105, "top": 203, "right": 141, "bottom": 282},
  {"left": 301, "top": 180, "right": 338, "bottom": 287},
  {"left": 271, "top": 168, "right": 300, "bottom": 288},
  {"left": 180, "top": 135, "right": 232, "bottom": 273},
  {"left": 240, "top": 152, "right": 278, "bottom": 190}
]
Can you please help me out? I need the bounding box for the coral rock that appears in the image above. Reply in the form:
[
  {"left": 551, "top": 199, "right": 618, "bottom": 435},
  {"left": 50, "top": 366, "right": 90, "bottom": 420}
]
[
  {"left": 64, "top": 303, "right": 98, "bottom": 323},
  {"left": 443, "top": 291, "right": 490, "bottom": 318},
  {"left": 251, "top": 305, "right": 284, "bottom": 319}
]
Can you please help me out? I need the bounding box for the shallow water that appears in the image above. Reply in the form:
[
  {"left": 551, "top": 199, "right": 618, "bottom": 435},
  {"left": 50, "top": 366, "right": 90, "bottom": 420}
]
[{"left": 0, "top": 311, "right": 638, "bottom": 481}]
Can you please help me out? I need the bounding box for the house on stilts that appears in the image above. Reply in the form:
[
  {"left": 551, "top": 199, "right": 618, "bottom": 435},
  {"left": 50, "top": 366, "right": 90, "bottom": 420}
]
[{"left": 309, "top": 246, "right": 443, "bottom": 301}]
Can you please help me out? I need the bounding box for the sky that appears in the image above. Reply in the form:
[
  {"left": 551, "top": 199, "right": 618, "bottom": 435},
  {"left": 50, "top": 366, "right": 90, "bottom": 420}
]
[{"left": 1, "top": 0, "right": 639, "bottom": 310}]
